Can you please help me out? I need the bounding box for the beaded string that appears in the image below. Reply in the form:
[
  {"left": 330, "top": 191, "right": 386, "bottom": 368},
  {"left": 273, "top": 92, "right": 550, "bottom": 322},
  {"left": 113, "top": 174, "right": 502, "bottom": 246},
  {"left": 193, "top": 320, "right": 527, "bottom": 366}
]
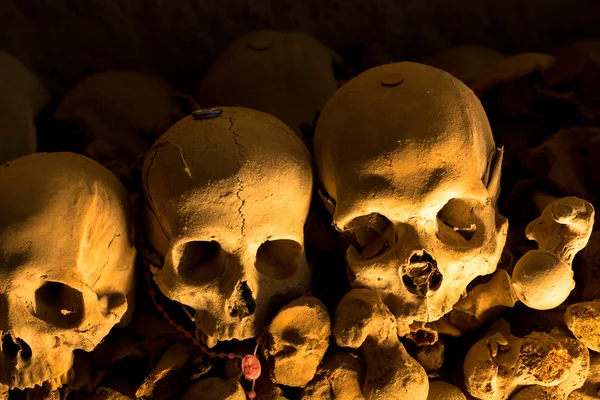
[
  {"left": 142, "top": 253, "right": 265, "bottom": 399},
  {"left": 131, "top": 135, "right": 266, "bottom": 398}
]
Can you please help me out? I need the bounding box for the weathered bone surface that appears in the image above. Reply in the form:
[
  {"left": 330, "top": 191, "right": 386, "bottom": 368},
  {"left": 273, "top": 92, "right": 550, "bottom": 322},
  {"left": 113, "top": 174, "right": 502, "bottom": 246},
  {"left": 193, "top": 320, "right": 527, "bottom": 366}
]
[
  {"left": 314, "top": 61, "right": 507, "bottom": 331},
  {"left": 421, "top": 45, "right": 505, "bottom": 84},
  {"left": 333, "top": 288, "right": 428, "bottom": 400},
  {"left": 135, "top": 340, "right": 197, "bottom": 399},
  {"left": 512, "top": 197, "right": 594, "bottom": 310},
  {"left": 198, "top": 30, "right": 338, "bottom": 135},
  {"left": 301, "top": 351, "right": 365, "bottom": 400},
  {"left": 464, "top": 320, "right": 574, "bottom": 400},
  {"left": 565, "top": 300, "right": 600, "bottom": 353},
  {"left": 434, "top": 196, "right": 594, "bottom": 336},
  {"left": 181, "top": 377, "right": 246, "bottom": 400},
  {"left": 578, "top": 231, "right": 600, "bottom": 301},
  {"left": 416, "top": 337, "right": 445, "bottom": 374},
  {"left": 510, "top": 332, "right": 589, "bottom": 400},
  {"left": 264, "top": 296, "right": 330, "bottom": 387},
  {"left": 426, "top": 381, "right": 466, "bottom": 400},
  {"left": 142, "top": 107, "right": 313, "bottom": 344},
  {"left": 441, "top": 268, "right": 518, "bottom": 334},
  {"left": 55, "top": 71, "right": 181, "bottom": 162},
  {"left": 569, "top": 352, "right": 600, "bottom": 400},
  {"left": 0, "top": 52, "right": 49, "bottom": 164},
  {"left": 0, "top": 152, "right": 136, "bottom": 389}
]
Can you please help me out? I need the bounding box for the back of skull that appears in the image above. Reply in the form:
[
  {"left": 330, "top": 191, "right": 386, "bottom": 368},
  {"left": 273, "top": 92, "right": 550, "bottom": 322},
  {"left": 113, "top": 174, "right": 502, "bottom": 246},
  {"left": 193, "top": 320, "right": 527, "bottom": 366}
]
[
  {"left": 55, "top": 71, "right": 180, "bottom": 158},
  {"left": 142, "top": 107, "right": 313, "bottom": 343},
  {"left": 0, "top": 153, "right": 136, "bottom": 390},
  {"left": 314, "top": 62, "right": 507, "bottom": 327},
  {"left": 198, "top": 31, "right": 338, "bottom": 136}
]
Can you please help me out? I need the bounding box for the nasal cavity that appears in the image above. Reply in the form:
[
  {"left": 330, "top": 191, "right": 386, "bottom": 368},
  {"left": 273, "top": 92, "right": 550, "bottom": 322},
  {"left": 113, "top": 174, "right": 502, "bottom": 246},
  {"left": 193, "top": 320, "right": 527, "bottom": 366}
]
[
  {"left": 402, "top": 251, "right": 443, "bottom": 296},
  {"left": 1, "top": 333, "right": 32, "bottom": 362},
  {"left": 229, "top": 281, "right": 256, "bottom": 319}
]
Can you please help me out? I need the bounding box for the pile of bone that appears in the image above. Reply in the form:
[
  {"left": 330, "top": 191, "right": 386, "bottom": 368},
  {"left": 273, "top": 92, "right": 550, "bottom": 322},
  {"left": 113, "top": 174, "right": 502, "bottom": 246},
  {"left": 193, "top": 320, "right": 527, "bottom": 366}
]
[{"left": 1, "top": 31, "right": 600, "bottom": 400}]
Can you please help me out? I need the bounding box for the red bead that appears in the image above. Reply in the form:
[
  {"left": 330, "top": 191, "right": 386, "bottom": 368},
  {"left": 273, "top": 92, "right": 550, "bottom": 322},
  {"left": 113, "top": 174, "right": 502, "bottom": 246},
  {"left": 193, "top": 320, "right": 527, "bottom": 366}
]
[
  {"left": 168, "top": 319, "right": 176, "bottom": 326},
  {"left": 256, "top": 336, "right": 264, "bottom": 345},
  {"left": 193, "top": 339, "right": 201, "bottom": 347},
  {"left": 208, "top": 352, "right": 217, "bottom": 358},
  {"left": 218, "top": 352, "right": 226, "bottom": 358},
  {"left": 241, "top": 355, "right": 261, "bottom": 380},
  {"left": 144, "top": 271, "right": 151, "bottom": 279},
  {"left": 228, "top": 352, "right": 236, "bottom": 359},
  {"left": 162, "top": 311, "right": 170, "bottom": 319},
  {"left": 176, "top": 325, "right": 185, "bottom": 332},
  {"left": 185, "top": 331, "right": 193, "bottom": 339},
  {"left": 201, "top": 346, "right": 208, "bottom": 353},
  {"left": 155, "top": 304, "right": 163, "bottom": 312},
  {"left": 148, "top": 288, "right": 156, "bottom": 296},
  {"left": 248, "top": 391, "right": 257, "bottom": 399}
]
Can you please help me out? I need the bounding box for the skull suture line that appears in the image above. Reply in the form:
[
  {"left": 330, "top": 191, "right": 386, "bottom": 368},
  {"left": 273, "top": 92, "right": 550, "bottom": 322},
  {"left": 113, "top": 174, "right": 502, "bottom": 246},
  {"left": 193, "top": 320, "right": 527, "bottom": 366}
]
[
  {"left": 0, "top": 153, "right": 136, "bottom": 390},
  {"left": 314, "top": 62, "right": 508, "bottom": 331},
  {"left": 142, "top": 107, "right": 313, "bottom": 345}
]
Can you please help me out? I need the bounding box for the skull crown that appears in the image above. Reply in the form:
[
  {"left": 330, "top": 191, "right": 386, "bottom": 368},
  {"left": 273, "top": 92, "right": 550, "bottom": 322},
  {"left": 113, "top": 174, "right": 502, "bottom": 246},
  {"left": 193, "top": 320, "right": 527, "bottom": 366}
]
[
  {"left": 0, "top": 152, "right": 136, "bottom": 390},
  {"left": 142, "top": 107, "right": 313, "bottom": 345},
  {"left": 314, "top": 62, "right": 508, "bottom": 331}
]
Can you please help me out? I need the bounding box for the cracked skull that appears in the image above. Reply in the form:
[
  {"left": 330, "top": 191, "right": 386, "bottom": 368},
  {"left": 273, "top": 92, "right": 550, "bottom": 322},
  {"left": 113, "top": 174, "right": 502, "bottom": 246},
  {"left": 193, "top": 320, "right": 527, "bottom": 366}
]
[
  {"left": 314, "top": 62, "right": 508, "bottom": 330},
  {"left": 0, "top": 152, "right": 136, "bottom": 390},
  {"left": 142, "top": 107, "right": 313, "bottom": 344}
]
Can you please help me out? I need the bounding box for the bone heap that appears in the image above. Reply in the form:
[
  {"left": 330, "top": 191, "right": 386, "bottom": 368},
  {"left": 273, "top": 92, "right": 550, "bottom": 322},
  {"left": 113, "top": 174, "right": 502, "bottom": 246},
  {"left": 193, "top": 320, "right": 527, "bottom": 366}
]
[{"left": 1, "top": 32, "right": 600, "bottom": 400}]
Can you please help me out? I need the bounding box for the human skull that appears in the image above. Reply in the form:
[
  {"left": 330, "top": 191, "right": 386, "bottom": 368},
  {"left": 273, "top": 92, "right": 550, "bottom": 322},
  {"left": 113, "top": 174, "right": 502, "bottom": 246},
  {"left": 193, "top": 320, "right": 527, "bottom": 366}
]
[
  {"left": 142, "top": 107, "right": 313, "bottom": 344},
  {"left": 314, "top": 62, "right": 508, "bottom": 330},
  {"left": 198, "top": 30, "right": 339, "bottom": 136},
  {"left": 54, "top": 71, "right": 182, "bottom": 161},
  {"left": 0, "top": 152, "right": 136, "bottom": 390}
]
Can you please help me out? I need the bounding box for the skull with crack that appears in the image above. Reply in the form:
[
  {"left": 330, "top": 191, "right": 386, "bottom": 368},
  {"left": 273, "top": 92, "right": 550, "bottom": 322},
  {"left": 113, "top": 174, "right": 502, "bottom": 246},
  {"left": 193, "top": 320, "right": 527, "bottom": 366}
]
[
  {"left": 142, "top": 107, "right": 313, "bottom": 345},
  {"left": 0, "top": 152, "right": 136, "bottom": 390},
  {"left": 314, "top": 62, "right": 508, "bottom": 333}
]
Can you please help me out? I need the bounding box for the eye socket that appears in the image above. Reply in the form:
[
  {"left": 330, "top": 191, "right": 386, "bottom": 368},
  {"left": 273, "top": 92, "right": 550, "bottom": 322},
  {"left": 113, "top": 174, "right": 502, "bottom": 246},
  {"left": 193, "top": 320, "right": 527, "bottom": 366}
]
[
  {"left": 255, "top": 240, "right": 302, "bottom": 280},
  {"left": 33, "top": 282, "right": 84, "bottom": 329},
  {"left": 176, "top": 241, "right": 224, "bottom": 283},
  {"left": 436, "top": 198, "right": 482, "bottom": 246},
  {"left": 345, "top": 213, "right": 395, "bottom": 259}
]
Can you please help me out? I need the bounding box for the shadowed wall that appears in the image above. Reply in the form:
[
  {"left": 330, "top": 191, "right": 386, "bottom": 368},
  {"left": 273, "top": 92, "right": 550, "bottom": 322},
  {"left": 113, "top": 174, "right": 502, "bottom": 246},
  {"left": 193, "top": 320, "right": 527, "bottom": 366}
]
[{"left": 1, "top": 0, "right": 600, "bottom": 90}]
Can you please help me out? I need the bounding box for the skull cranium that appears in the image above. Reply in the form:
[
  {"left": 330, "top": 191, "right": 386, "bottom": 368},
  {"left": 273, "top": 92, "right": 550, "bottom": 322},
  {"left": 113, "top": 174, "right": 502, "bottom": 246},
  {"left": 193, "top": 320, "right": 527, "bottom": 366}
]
[
  {"left": 314, "top": 62, "right": 508, "bottom": 330},
  {"left": 0, "top": 152, "right": 136, "bottom": 390},
  {"left": 142, "top": 107, "right": 313, "bottom": 345}
]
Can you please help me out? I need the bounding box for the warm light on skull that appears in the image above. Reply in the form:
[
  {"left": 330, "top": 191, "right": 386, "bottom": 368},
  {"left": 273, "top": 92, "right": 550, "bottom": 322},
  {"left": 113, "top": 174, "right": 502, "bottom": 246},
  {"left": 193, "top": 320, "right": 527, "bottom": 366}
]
[
  {"left": 314, "top": 62, "right": 508, "bottom": 330},
  {"left": 142, "top": 107, "right": 313, "bottom": 345},
  {"left": 0, "top": 153, "right": 136, "bottom": 390}
]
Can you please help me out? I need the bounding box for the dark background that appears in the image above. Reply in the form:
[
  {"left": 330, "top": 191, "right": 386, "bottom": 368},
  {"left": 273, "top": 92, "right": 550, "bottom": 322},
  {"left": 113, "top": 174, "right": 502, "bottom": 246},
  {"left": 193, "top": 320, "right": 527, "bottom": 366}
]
[{"left": 2, "top": 0, "right": 600, "bottom": 90}]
